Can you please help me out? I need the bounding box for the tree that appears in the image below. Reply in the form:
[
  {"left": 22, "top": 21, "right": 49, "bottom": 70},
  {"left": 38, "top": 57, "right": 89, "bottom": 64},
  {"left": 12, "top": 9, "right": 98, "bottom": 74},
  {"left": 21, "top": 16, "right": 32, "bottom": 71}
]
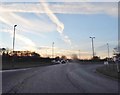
[
  {"left": 55, "top": 56, "right": 60, "bottom": 61},
  {"left": 31, "top": 52, "right": 40, "bottom": 57},
  {"left": 71, "top": 54, "right": 78, "bottom": 60},
  {"left": 92, "top": 56, "right": 100, "bottom": 60},
  {"left": 0, "top": 48, "right": 6, "bottom": 54},
  {"left": 61, "top": 55, "right": 67, "bottom": 60}
]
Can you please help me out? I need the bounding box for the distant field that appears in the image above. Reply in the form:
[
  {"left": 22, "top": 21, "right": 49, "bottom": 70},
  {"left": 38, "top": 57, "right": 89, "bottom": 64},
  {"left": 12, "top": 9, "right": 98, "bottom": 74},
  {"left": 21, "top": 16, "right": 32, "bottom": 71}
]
[{"left": 96, "top": 64, "right": 120, "bottom": 80}]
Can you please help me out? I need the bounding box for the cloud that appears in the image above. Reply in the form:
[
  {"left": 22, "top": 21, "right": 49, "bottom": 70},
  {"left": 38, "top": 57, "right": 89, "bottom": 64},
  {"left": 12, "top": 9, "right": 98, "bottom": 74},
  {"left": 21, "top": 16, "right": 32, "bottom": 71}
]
[
  {"left": 0, "top": 2, "right": 72, "bottom": 52},
  {"left": 1, "top": 0, "right": 119, "bottom": 3},
  {"left": 0, "top": 2, "right": 117, "bottom": 47},
  {"left": 46, "top": 0, "right": 119, "bottom": 2},
  {"left": 40, "top": 0, "right": 72, "bottom": 45},
  {"left": 37, "top": 46, "right": 51, "bottom": 50},
  {"left": 0, "top": 2, "right": 118, "bottom": 16},
  {"left": 40, "top": 1, "right": 64, "bottom": 34},
  {"left": 60, "top": 34, "right": 71, "bottom": 45},
  {"left": 36, "top": 46, "right": 92, "bottom": 58},
  {"left": 15, "top": 34, "right": 36, "bottom": 48},
  {"left": 0, "top": 1, "right": 118, "bottom": 58},
  {"left": 0, "top": 12, "right": 55, "bottom": 33},
  {"left": 0, "top": 28, "right": 36, "bottom": 51},
  {"left": 0, "top": 11, "right": 56, "bottom": 50}
]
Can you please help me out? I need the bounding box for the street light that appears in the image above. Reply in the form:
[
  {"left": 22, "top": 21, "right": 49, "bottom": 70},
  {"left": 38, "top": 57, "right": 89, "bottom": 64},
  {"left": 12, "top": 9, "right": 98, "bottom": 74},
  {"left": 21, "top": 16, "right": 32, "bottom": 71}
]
[
  {"left": 13, "top": 25, "right": 17, "bottom": 53},
  {"left": 78, "top": 50, "right": 80, "bottom": 59},
  {"left": 107, "top": 43, "right": 110, "bottom": 58},
  {"left": 52, "top": 42, "right": 54, "bottom": 58},
  {"left": 12, "top": 25, "right": 17, "bottom": 66},
  {"left": 89, "top": 37, "right": 95, "bottom": 58}
]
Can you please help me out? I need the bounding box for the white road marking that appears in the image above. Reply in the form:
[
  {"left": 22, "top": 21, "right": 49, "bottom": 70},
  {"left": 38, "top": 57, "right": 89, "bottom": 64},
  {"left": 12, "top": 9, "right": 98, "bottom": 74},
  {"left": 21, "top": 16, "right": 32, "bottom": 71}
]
[{"left": 0, "top": 68, "right": 31, "bottom": 73}]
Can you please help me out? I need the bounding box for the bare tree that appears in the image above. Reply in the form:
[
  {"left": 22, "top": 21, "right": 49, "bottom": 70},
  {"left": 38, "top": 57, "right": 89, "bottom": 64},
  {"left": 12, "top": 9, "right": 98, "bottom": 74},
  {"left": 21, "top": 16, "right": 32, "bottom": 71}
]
[
  {"left": 61, "top": 55, "right": 67, "bottom": 60},
  {"left": 71, "top": 54, "right": 78, "bottom": 60}
]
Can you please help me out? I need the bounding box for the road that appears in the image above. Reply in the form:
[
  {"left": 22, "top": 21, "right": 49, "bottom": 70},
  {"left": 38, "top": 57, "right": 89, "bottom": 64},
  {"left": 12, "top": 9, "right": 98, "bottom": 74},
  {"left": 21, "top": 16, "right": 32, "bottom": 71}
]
[{"left": 2, "top": 63, "right": 119, "bottom": 93}]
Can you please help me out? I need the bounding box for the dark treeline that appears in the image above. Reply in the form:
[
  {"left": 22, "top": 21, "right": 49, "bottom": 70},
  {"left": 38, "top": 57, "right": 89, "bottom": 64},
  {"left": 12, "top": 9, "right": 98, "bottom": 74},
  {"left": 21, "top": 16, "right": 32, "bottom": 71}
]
[{"left": 2, "top": 52, "right": 52, "bottom": 64}]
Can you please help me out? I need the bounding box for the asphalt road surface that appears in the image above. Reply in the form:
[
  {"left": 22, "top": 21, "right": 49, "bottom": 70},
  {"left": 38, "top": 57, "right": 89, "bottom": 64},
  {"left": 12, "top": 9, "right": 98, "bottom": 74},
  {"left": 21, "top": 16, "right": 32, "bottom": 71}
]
[{"left": 2, "top": 62, "right": 119, "bottom": 93}]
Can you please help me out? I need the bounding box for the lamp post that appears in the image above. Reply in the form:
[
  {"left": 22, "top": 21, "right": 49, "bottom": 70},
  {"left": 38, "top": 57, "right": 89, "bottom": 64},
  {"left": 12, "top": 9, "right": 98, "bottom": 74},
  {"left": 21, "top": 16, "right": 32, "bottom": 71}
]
[
  {"left": 52, "top": 42, "right": 54, "bottom": 58},
  {"left": 107, "top": 43, "right": 110, "bottom": 58},
  {"left": 89, "top": 37, "right": 95, "bottom": 58},
  {"left": 78, "top": 50, "right": 80, "bottom": 59},
  {"left": 13, "top": 25, "right": 17, "bottom": 53},
  {"left": 12, "top": 25, "right": 17, "bottom": 66}
]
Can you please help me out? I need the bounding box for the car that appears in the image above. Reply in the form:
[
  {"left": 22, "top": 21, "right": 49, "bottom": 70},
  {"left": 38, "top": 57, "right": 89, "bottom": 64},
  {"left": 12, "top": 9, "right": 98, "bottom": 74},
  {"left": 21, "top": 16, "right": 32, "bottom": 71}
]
[
  {"left": 61, "top": 59, "right": 69, "bottom": 64},
  {"left": 52, "top": 60, "right": 61, "bottom": 64},
  {"left": 52, "top": 59, "right": 69, "bottom": 64},
  {"left": 57, "top": 60, "right": 61, "bottom": 64},
  {"left": 51, "top": 60, "right": 56, "bottom": 63}
]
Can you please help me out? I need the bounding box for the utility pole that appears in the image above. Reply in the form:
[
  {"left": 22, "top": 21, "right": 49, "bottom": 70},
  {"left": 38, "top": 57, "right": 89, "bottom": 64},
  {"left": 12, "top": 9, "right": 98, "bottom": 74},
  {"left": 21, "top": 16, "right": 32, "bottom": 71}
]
[
  {"left": 46, "top": 49, "right": 47, "bottom": 57},
  {"left": 13, "top": 25, "right": 17, "bottom": 53},
  {"left": 107, "top": 43, "right": 110, "bottom": 58},
  {"left": 78, "top": 50, "right": 80, "bottom": 59},
  {"left": 90, "top": 37, "right": 95, "bottom": 58},
  {"left": 113, "top": 48, "right": 120, "bottom": 73},
  {"left": 12, "top": 25, "right": 17, "bottom": 66},
  {"left": 52, "top": 42, "right": 54, "bottom": 58}
]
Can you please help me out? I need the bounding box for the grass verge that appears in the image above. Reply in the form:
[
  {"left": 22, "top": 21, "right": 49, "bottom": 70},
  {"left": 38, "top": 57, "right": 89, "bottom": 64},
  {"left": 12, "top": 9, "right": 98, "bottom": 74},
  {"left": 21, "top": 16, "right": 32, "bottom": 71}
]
[
  {"left": 2, "top": 61, "right": 57, "bottom": 70},
  {"left": 96, "top": 64, "right": 120, "bottom": 80}
]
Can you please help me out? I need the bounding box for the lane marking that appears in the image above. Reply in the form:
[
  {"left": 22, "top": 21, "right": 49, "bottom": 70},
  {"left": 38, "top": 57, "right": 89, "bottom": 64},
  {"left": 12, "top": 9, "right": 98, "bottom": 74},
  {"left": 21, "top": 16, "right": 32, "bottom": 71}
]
[{"left": 0, "top": 68, "right": 31, "bottom": 73}]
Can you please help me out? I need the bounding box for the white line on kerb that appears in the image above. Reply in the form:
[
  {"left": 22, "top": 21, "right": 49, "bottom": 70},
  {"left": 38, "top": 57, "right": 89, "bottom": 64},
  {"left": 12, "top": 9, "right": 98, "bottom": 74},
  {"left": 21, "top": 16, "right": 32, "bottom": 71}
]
[{"left": 0, "top": 68, "right": 31, "bottom": 73}]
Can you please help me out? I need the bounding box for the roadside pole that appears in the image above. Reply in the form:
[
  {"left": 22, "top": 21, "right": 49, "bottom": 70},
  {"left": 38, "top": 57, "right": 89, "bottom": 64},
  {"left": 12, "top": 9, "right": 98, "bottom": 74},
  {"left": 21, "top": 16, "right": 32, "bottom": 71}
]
[
  {"left": 107, "top": 43, "right": 110, "bottom": 70},
  {"left": 116, "top": 61, "right": 119, "bottom": 73},
  {"left": 116, "top": 57, "right": 120, "bottom": 73},
  {"left": 12, "top": 25, "right": 17, "bottom": 68}
]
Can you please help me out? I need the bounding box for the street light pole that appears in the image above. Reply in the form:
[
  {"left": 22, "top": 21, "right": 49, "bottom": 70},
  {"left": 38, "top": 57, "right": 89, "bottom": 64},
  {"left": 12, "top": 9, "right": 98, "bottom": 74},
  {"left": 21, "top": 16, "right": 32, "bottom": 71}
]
[
  {"left": 12, "top": 25, "right": 17, "bottom": 66},
  {"left": 13, "top": 25, "right": 17, "bottom": 53},
  {"left": 78, "top": 50, "right": 80, "bottom": 59},
  {"left": 90, "top": 37, "right": 95, "bottom": 58},
  {"left": 107, "top": 43, "right": 110, "bottom": 58},
  {"left": 52, "top": 42, "right": 54, "bottom": 58}
]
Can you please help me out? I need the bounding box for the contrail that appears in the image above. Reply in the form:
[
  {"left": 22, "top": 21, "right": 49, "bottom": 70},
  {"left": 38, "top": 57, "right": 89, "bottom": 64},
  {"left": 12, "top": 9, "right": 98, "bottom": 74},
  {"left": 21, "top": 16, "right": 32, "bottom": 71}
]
[
  {"left": 40, "top": 0, "right": 71, "bottom": 45},
  {"left": 41, "top": 1, "right": 64, "bottom": 34}
]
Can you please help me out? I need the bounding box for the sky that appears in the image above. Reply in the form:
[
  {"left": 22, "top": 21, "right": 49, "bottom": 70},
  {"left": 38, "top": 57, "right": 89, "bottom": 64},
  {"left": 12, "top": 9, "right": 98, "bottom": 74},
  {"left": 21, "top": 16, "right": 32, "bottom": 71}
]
[{"left": 0, "top": 0, "right": 119, "bottom": 59}]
